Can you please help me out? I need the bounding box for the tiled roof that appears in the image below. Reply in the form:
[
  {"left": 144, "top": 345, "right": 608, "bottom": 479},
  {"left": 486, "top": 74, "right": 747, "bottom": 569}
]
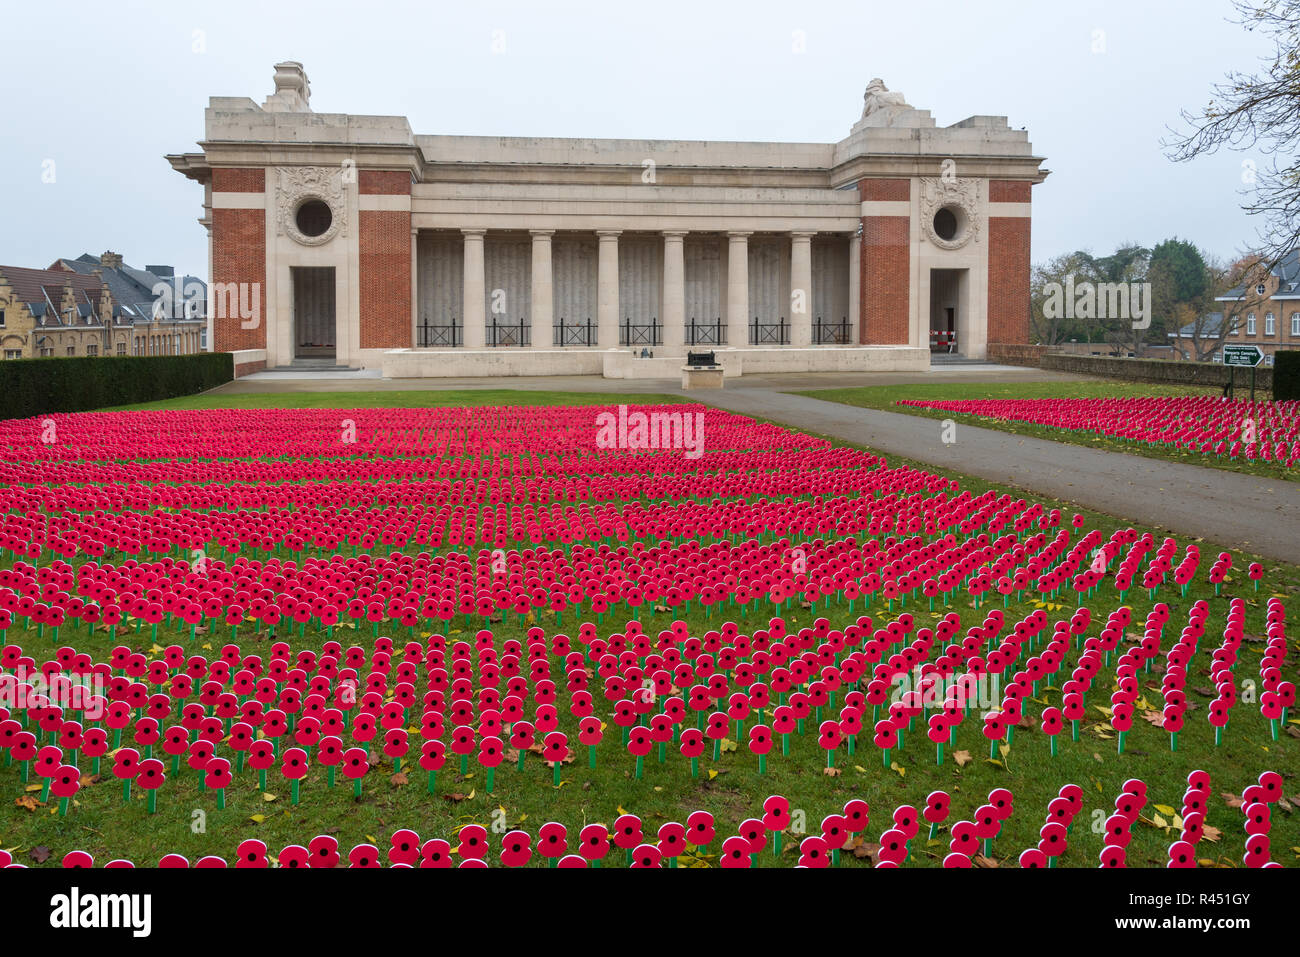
[
  {"left": 53, "top": 255, "right": 206, "bottom": 321},
  {"left": 1220, "top": 249, "right": 1300, "bottom": 299},
  {"left": 1171, "top": 313, "right": 1224, "bottom": 337},
  {"left": 0, "top": 265, "right": 105, "bottom": 319}
]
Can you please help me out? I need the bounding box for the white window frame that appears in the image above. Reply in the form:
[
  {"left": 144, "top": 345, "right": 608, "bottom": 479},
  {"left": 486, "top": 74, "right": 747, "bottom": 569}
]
[
  {"left": 1247, "top": 313, "right": 1257, "bottom": 335},
  {"left": 1265, "top": 313, "right": 1276, "bottom": 335}
]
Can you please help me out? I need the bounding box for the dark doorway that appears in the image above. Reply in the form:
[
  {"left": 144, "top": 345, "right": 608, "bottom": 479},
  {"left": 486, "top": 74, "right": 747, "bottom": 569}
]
[
  {"left": 929, "top": 269, "right": 965, "bottom": 354},
  {"left": 292, "top": 267, "right": 335, "bottom": 360}
]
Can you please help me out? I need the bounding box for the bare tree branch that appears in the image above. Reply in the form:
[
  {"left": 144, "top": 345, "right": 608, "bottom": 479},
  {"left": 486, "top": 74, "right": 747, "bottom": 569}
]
[{"left": 1163, "top": 1, "right": 1300, "bottom": 267}]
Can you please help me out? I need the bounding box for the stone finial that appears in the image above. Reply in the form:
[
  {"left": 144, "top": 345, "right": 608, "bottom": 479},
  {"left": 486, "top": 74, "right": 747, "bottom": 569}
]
[
  {"left": 263, "top": 61, "right": 312, "bottom": 113},
  {"left": 100, "top": 251, "right": 123, "bottom": 270}
]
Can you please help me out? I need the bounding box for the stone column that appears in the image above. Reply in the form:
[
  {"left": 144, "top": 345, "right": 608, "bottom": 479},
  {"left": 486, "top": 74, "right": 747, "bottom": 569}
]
[
  {"left": 597, "top": 230, "right": 621, "bottom": 348},
  {"left": 790, "top": 231, "right": 814, "bottom": 347},
  {"left": 461, "top": 229, "right": 486, "bottom": 349},
  {"left": 530, "top": 229, "right": 554, "bottom": 349},
  {"left": 727, "top": 231, "right": 751, "bottom": 348},
  {"left": 410, "top": 226, "right": 420, "bottom": 347},
  {"left": 848, "top": 233, "right": 860, "bottom": 345},
  {"left": 662, "top": 231, "right": 686, "bottom": 353}
]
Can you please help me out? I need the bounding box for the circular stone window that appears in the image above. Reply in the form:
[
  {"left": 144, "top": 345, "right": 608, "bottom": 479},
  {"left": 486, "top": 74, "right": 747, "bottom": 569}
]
[
  {"left": 295, "top": 199, "right": 333, "bottom": 238},
  {"left": 933, "top": 207, "right": 960, "bottom": 242}
]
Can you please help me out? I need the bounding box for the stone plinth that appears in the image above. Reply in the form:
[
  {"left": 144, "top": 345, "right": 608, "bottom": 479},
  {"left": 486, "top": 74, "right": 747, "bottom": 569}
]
[{"left": 681, "top": 365, "right": 724, "bottom": 390}]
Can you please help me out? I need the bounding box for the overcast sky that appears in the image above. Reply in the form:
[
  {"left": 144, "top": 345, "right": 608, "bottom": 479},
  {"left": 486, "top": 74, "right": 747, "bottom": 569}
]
[{"left": 0, "top": 0, "right": 1275, "bottom": 278}]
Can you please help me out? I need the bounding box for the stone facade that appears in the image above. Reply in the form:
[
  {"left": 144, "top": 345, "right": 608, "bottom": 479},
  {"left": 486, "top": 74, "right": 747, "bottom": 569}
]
[{"left": 169, "top": 65, "right": 1046, "bottom": 374}]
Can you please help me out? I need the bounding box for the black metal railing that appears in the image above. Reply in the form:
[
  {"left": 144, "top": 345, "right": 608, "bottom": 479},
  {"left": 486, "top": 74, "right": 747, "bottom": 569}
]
[
  {"left": 620, "top": 316, "right": 661, "bottom": 347},
  {"left": 417, "top": 315, "right": 461, "bottom": 347},
  {"left": 814, "top": 316, "right": 850, "bottom": 345},
  {"left": 553, "top": 316, "right": 597, "bottom": 347},
  {"left": 750, "top": 316, "right": 789, "bottom": 345},
  {"left": 488, "top": 317, "right": 530, "bottom": 347},
  {"left": 686, "top": 316, "right": 727, "bottom": 346}
]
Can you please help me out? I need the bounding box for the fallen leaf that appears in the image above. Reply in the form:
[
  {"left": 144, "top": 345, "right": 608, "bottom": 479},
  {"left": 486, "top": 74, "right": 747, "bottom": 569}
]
[
  {"left": 262, "top": 793, "right": 278, "bottom": 802},
  {"left": 390, "top": 773, "right": 408, "bottom": 787},
  {"left": 1203, "top": 825, "right": 1222, "bottom": 843},
  {"left": 1222, "top": 792, "right": 1245, "bottom": 810},
  {"left": 29, "top": 846, "right": 51, "bottom": 864},
  {"left": 953, "top": 750, "right": 972, "bottom": 767},
  {"left": 249, "top": 814, "right": 266, "bottom": 824},
  {"left": 823, "top": 766, "right": 842, "bottom": 777},
  {"left": 851, "top": 840, "right": 880, "bottom": 863}
]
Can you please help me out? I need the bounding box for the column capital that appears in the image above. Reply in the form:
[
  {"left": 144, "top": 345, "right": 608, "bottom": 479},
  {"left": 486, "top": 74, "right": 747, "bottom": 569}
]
[
  {"left": 790, "top": 230, "right": 817, "bottom": 241},
  {"left": 595, "top": 229, "right": 623, "bottom": 239},
  {"left": 662, "top": 229, "right": 688, "bottom": 240},
  {"left": 460, "top": 228, "right": 487, "bottom": 238},
  {"left": 727, "top": 230, "right": 753, "bottom": 239},
  {"left": 528, "top": 229, "right": 555, "bottom": 239}
]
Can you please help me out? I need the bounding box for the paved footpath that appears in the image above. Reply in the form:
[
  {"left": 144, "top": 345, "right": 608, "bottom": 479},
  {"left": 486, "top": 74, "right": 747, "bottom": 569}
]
[
  {"left": 223, "top": 366, "right": 1300, "bottom": 564},
  {"left": 695, "top": 386, "right": 1300, "bottom": 565}
]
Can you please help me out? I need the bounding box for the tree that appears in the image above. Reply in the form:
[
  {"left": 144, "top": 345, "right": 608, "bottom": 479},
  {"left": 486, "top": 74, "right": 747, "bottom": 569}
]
[
  {"left": 1089, "top": 244, "right": 1152, "bottom": 354},
  {"left": 1164, "top": 1, "right": 1300, "bottom": 266},
  {"left": 1172, "top": 254, "right": 1271, "bottom": 361},
  {"left": 1149, "top": 238, "right": 1212, "bottom": 353},
  {"left": 1030, "top": 251, "right": 1098, "bottom": 344}
]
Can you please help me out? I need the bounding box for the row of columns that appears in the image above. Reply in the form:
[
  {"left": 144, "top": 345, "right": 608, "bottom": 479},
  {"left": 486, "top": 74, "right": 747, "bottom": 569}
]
[
  {"left": 450, "top": 228, "right": 855, "bottom": 350},
  {"left": 134, "top": 329, "right": 202, "bottom": 356}
]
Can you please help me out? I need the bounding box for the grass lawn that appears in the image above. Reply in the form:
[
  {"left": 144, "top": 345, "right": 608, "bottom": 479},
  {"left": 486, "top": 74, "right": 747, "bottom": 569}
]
[
  {"left": 3, "top": 390, "right": 1296, "bottom": 868},
  {"left": 101, "top": 389, "right": 686, "bottom": 412},
  {"left": 793, "top": 380, "right": 1295, "bottom": 483}
]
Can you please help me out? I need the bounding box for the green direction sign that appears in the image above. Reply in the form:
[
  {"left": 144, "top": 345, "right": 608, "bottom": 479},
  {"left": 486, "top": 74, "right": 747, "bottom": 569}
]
[{"left": 1223, "top": 344, "right": 1264, "bottom": 367}]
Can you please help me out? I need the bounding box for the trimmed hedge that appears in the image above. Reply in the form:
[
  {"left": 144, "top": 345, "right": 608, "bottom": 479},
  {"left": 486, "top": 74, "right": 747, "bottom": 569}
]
[
  {"left": 1275, "top": 350, "right": 1300, "bottom": 401},
  {"left": 0, "top": 353, "right": 234, "bottom": 420}
]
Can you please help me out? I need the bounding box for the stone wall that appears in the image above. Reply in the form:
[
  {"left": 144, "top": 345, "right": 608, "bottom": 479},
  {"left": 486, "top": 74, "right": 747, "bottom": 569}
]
[{"left": 986, "top": 343, "right": 1050, "bottom": 366}]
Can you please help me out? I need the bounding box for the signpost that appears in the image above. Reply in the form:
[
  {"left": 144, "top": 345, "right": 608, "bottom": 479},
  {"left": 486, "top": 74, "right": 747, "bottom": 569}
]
[{"left": 1222, "top": 344, "right": 1264, "bottom": 401}]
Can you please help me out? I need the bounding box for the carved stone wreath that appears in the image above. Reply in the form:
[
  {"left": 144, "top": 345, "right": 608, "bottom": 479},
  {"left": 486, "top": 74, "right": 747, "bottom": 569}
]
[
  {"left": 277, "top": 166, "right": 347, "bottom": 246},
  {"left": 919, "top": 177, "right": 980, "bottom": 250}
]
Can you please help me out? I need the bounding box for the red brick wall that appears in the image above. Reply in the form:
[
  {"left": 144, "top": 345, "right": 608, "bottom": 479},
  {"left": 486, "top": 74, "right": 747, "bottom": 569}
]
[
  {"left": 860, "top": 216, "right": 910, "bottom": 344},
  {"left": 234, "top": 360, "right": 267, "bottom": 378},
  {"left": 210, "top": 208, "right": 266, "bottom": 352},
  {"left": 212, "top": 168, "right": 265, "bottom": 193},
  {"left": 859, "top": 178, "right": 910, "bottom": 203},
  {"left": 987, "top": 216, "right": 1032, "bottom": 344},
  {"left": 857, "top": 179, "right": 911, "bottom": 344},
  {"left": 989, "top": 180, "right": 1032, "bottom": 204},
  {"left": 359, "top": 170, "right": 413, "bottom": 195},
  {"left": 359, "top": 209, "right": 412, "bottom": 349}
]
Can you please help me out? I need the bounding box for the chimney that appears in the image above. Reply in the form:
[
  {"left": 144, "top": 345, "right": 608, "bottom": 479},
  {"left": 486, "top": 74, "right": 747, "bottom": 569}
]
[{"left": 100, "top": 251, "right": 123, "bottom": 270}]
